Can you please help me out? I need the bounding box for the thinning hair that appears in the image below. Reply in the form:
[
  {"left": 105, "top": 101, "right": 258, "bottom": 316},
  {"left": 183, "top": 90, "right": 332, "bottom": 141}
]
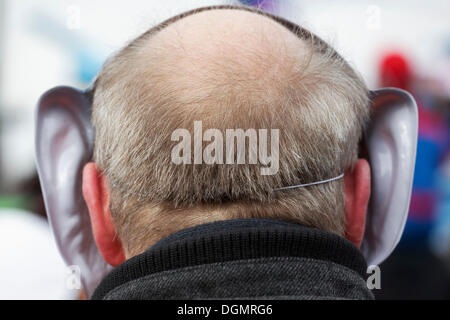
[{"left": 91, "top": 5, "right": 370, "bottom": 256}]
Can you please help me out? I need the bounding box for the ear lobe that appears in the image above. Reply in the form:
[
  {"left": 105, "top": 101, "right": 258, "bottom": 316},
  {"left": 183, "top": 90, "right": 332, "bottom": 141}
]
[
  {"left": 35, "top": 86, "right": 112, "bottom": 298},
  {"left": 82, "top": 163, "right": 126, "bottom": 267},
  {"left": 344, "top": 159, "right": 371, "bottom": 248}
]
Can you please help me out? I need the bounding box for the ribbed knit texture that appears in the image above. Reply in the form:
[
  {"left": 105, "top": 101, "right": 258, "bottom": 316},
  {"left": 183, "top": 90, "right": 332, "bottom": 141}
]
[{"left": 92, "top": 219, "right": 369, "bottom": 300}]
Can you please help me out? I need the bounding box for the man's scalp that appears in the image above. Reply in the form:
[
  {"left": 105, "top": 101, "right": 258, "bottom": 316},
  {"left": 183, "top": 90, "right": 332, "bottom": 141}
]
[{"left": 91, "top": 5, "right": 370, "bottom": 256}]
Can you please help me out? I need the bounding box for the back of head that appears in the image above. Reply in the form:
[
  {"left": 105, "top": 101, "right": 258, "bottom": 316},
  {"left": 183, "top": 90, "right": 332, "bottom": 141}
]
[{"left": 91, "top": 6, "right": 370, "bottom": 256}]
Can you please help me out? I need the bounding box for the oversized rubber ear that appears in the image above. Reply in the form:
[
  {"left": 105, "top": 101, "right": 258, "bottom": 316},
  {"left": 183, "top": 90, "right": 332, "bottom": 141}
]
[
  {"left": 361, "top": 88, "right": 418, "bottom": 266},
  {"left": 35, "top": 86, "right": 112, "bottom": 298}
]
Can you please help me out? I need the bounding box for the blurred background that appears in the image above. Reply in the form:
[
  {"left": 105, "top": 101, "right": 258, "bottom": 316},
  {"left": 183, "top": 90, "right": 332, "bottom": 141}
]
[{"left": 0, "top": 0, "right": 448, "bottom": 299}]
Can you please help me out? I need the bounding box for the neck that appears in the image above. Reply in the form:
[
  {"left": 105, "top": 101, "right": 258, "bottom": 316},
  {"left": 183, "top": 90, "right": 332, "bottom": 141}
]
[{"left": 94, "top": 218, "right": 373, "bottom": 300}]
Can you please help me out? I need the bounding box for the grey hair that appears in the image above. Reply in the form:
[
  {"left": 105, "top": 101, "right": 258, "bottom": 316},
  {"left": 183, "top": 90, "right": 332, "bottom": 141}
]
[{"left": 91, "top": 5, "right": 370, "bottom": 256}]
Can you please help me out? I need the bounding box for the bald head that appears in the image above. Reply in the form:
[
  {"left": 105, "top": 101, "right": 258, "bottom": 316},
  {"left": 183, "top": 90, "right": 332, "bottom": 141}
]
[
  {"left": 152, "top": 8, "right": 302, "bottom": 52},
  {"left": 115, "top": 8, "right": 312, "bottom": 124},
  {"left": 91, "top": 6, "right": 370, "bottom": 255},
  {"left": 144, "top": 9, "right": 307, "bottom": 109}
]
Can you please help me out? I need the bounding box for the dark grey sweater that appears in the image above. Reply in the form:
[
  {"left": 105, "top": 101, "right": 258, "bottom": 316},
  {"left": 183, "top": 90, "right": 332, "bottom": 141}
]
[{"left": 92, "top": 219, "right": 374, "bottom": 300}]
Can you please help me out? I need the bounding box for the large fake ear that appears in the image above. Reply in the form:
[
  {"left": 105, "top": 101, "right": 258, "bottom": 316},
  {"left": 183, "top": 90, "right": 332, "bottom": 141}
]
[
  {"left": 35, "top": 86, "right": 112, "bottom": 298},
  {"left": 361, "top": 88, "right": 418, "bottom": 266}
]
